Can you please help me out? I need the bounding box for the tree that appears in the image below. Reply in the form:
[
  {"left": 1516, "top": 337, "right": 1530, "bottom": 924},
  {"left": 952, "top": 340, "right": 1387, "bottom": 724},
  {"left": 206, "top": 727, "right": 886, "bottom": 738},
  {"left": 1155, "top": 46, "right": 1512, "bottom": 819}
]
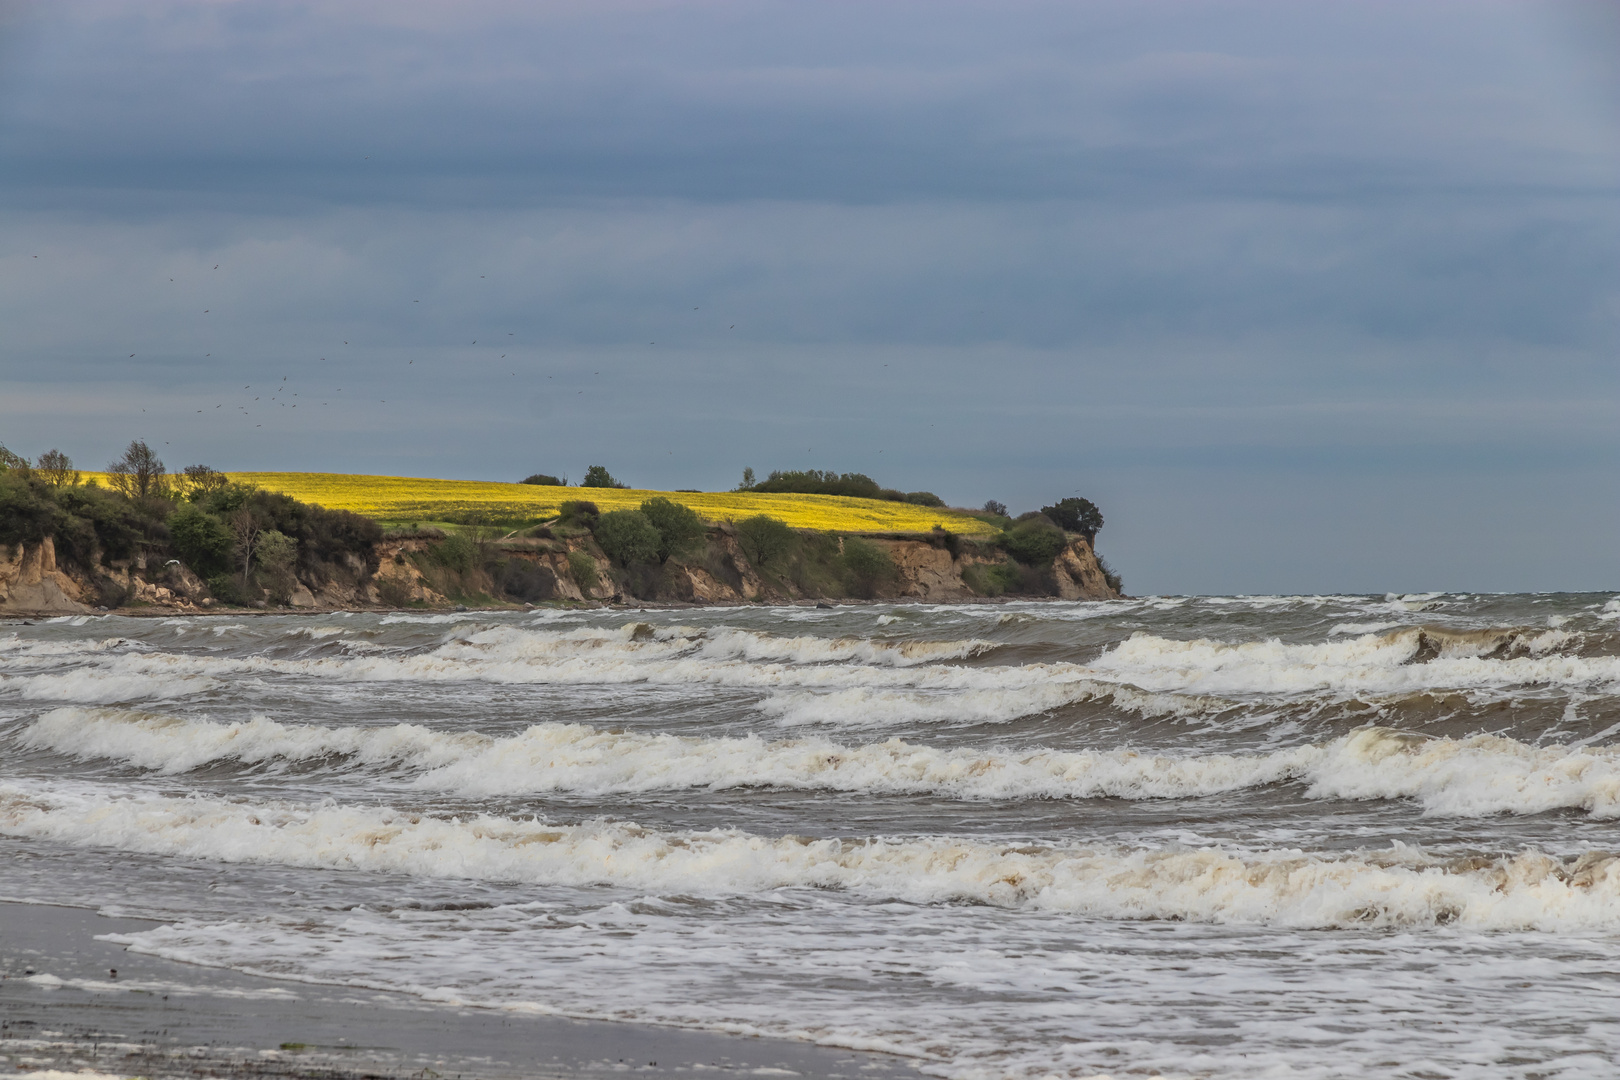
[
  {"left": 581, "top": 465, "right": 627, "bottom": 489},
  {"left": 36, "top": 450, "right": 79, "bottom": 488},
  {"left": 593, "top": 509, "right": 660, "bottom": 566},
  {"left": 0, "top": 444, "right": 30, "bottom": 471},
  {"left": 255, "top": 530, "right": 298, "bottom": 604},
  {"left": 735, "top": 467, "right": 756, "bottom": 491},
  {"left": 107, "top": 440, "right": 168, "bottom": 499},
  {"left": 167, "top": 505, "right": 235, "bottom": 577},
  {"left": 229, "top": 507, "right": 263, "bottom": 588},
  {"left": 520, "top": 473, "right": 565, "bottom": 486},
  {"left": 1040, "top": 497, "right": 1104, "bottom": 543},
  {"left": 639, "top": 497, "right": 705, "bottom": 563},
  {"left": 181, "top": 464, "right": 230, "bottom": 501},
  {"left": 735, "top": 515, "right": 795, "bottom": 569},
  {"left": 982, "top": 500, "right": 1008, "bottom": 517}
]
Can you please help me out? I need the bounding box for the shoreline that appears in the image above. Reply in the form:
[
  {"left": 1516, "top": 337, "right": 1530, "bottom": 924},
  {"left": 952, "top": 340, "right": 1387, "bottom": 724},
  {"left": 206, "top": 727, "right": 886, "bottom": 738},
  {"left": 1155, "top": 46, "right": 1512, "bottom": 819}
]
[
  {"left": 1, "top": 593, "right": 1122, "bottom": 620},
  {"left": 0, "top": 900, "right": 930, "bottom": 1080}
]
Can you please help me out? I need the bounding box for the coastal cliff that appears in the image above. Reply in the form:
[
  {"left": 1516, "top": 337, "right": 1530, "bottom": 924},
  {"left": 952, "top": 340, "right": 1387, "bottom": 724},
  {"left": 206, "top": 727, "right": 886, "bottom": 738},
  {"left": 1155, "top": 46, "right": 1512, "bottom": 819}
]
[{"left": 1, "top": 527, "right": 1120, "bottom": 615}]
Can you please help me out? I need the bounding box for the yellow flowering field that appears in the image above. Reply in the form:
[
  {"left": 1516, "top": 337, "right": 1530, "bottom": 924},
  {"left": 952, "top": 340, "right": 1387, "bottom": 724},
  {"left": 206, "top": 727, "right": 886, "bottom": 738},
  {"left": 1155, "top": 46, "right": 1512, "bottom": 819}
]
[{"left": 207, "top": 473, "right": 995, "bottom": 535}]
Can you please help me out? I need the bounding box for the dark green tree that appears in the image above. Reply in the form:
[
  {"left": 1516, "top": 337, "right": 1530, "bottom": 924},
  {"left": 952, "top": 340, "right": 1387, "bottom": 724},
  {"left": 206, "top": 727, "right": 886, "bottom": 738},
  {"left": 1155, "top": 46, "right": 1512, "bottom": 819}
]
[
  {"left": 1041, "top": 497, "right": 1104, "bottom": 543},
  {"left": 167, "top": 505, "right": 235, "bottom": 577},
  {"left": 581, "top": 465, "right": 628, "bottom": 489},
  {"left": 639, "top": 497, "right": 706, "bottom": 563},
  {"left": 735, "top": 514, "right": 795, "bottom": 568},
  {"left": 594, "top": 509, "right": 661, "bottom": 566}
]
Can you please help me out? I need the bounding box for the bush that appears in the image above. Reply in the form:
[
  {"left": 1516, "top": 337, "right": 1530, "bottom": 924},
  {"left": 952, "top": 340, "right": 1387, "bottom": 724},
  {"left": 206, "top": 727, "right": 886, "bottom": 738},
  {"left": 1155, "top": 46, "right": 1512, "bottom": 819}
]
[
  {"left": 493, "top": 557, "right": 557, "bottom": 603},
  {"left": 841, "top": 537, "right": 895, "bottom": 598},
  {"left": 206, "top": 572, "right": 247, "bottom": 606},
  {"left": 982, "top": 500, "right": 1008, "bottom": 517},
  {"left": 1098, "top": 554, "right": 1123, "bottom": 595},
  {"left": 557, "top": 500, "right": 600, "bottom": 528},
  {"left": 581, "top": 465, "right": 628, "bottom": 489},
  {"left": 904, "top": 491, "right": 944, "bottom": 507},
  {"left": 0, "top": 472, "right": 64, "bottom": 548},
  {"left": 432, "top": 532, "right": 478, "bottom": 574},
  {"left": 168, "top": 505, "right": 235, "bottom": 577},
  {"left": 594, "top": 509, "right": 660, "bottom": 566},
  {"left": 374, "top": 576, "right": 413, "bottom": 607},
  {"left": 521, "top": 473, "right": 564, "bottom": 486},
  {"left": 639, "top": 497, "right": 705, "bottom": 563},
  {"left": 567, "top": 549, "right": 600, "bottom": 593},
  {"left": 1002, "top": 518, "right": 1066, "bottom": 565},
  {"left": 735, "top": 514, "right": 795, "bottom": 569},
  {"left": 963, "top": 559, "right": 1023, "bottom": 597}
]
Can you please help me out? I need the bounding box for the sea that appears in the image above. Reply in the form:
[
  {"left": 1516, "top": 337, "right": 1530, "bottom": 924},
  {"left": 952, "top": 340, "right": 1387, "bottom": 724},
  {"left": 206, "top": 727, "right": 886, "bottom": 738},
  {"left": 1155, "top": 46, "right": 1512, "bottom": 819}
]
[{"left": 4, "top": 592, "right": 1620, "bottom": 1079}]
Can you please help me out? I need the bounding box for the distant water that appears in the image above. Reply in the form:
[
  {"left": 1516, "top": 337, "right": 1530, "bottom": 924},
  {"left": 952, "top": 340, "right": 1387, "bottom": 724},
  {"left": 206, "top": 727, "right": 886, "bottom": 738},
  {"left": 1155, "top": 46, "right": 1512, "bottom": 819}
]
[{"left": 4, "top": 593, "right": 1620, "bottom": 1079}]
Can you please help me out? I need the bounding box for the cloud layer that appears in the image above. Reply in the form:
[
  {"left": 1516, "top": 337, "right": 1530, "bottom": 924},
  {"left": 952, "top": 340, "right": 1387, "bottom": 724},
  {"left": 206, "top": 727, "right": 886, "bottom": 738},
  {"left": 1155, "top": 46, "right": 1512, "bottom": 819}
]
[{"left": 1, "top": 1, "right": 1616, "bottom": 593}]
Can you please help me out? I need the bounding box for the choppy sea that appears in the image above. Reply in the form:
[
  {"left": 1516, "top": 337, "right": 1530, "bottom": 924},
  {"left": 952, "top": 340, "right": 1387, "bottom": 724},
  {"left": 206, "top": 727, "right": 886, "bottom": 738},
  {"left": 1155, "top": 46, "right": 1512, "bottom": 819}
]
[{"left": 5, "top": 593, "right": 1620, "bottom": 1079}]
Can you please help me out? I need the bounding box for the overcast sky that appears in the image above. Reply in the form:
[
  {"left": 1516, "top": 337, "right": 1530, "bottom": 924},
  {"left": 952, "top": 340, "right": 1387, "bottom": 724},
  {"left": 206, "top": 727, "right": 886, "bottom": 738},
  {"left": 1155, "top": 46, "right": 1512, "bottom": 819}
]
[{"left": 1, "top": 0, "right": 1617, "bottom": 594}]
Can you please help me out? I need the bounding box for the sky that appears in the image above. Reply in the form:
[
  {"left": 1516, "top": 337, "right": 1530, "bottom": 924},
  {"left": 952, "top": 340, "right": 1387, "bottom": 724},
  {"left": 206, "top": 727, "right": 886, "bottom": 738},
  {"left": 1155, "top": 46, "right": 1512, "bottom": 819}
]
[{"left": 1, "top": 0, "right": 1616, "bottom": 595}]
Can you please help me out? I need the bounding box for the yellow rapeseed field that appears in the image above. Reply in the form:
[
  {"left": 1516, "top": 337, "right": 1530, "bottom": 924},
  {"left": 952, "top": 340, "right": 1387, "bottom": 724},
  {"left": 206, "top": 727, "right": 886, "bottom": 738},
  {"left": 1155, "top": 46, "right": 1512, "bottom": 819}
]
[{"left": 146, "top": 472, "right": 994, "bottom": 535}]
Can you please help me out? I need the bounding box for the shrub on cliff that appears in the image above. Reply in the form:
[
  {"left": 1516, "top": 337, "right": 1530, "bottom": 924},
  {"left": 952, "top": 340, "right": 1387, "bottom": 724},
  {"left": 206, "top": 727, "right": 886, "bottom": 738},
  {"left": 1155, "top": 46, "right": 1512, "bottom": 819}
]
[
  {"left": 594, "top": 509, "right": 661, "bottom": 567},
  {"left": 0, "top": 472, "right": 63, "bottom": 548},
  {"left": 963, "top": 559, "right": 1022, "bottom": 597},
  {"left": 567, "top": 550, "right": 600, "bottom": 593},
  {"left": 736, "top": 514, "right": 795, "bottom": 569},
  {"left": 168, "top": 505, "right": 235, "bottom": 577},
  {"left": 840, "top": 537, "right": 896, "bottom": 598},
  {"left": 557, "top": 500, "right": 600, "bottom": 530},
  {"left": 431, "top": 532, "right": 478, "bottom": 575},
  {"left": 639, "top": 497, "right": 705, "bottom": 563},
  {"left": 1002, "top": 517, "right": 1066, "bottom": 565}
]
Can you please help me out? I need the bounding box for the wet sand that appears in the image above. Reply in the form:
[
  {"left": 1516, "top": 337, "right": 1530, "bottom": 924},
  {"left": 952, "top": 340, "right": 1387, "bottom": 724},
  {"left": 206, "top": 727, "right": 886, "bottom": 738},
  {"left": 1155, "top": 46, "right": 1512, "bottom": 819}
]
[{"left": 0, "top": 902, "right": 928, "bottom": 1080}]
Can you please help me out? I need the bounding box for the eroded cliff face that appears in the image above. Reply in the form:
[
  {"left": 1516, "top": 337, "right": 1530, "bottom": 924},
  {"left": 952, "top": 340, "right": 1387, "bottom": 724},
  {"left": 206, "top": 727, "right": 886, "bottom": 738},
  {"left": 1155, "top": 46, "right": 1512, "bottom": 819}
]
[
  {"left": 0, "top": 538, "right": 90, "bottom": 614},
  {"left": 1, "top": 529, "right": 1119, "bottom": 615}
]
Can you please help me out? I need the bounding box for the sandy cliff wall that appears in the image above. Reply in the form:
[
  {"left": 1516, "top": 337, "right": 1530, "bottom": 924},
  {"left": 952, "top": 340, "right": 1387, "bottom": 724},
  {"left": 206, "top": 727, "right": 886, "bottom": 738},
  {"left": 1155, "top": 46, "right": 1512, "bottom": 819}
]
[
  {"left": 2, "top": 528, "right": 1119, "bottom": 615},
  {"left": 0, "top": 538, "right": 90, "bottom": 614}
]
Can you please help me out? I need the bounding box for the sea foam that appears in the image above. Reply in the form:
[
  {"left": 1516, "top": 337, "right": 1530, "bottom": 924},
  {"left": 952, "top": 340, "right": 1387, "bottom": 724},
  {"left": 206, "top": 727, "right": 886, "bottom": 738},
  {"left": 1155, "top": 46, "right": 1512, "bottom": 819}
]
[
  {"left": 20, "top": 709, "right": 1620, "bottom": 817},
  {"left": 4, "top": 781, "right": 1618, "bottom": 929}
]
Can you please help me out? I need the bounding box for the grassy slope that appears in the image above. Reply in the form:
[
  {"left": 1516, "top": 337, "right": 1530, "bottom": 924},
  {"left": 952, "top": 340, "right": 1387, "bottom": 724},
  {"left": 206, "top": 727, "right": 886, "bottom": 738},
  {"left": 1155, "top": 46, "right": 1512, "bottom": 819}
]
[{"left": 171, "top": 473, "right": 999, "bottom": 535}]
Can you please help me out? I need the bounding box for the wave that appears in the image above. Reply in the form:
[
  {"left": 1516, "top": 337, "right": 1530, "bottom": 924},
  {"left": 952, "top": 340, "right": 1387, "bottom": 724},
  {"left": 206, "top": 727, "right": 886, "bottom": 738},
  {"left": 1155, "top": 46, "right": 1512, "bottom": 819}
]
[
  {"left": 4, "top": 781, "right": 1618, "bottom": 930},
  {"left": 1087, "top": 626, "right": 1620, "bottom": 698},
  {"left": 23, "top": 708, "right": 1620, "bottom": 818}
]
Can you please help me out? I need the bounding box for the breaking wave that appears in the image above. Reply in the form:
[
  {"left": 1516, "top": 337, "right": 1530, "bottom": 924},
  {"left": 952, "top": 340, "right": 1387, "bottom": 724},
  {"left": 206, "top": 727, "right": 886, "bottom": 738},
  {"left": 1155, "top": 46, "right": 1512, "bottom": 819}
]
[
  {"left": 1087, "top": 626, "right": 1620, "bottom": 698},
  {"left": 4, "top": 781, "right": 1618, "bottom": 930},
  {"left": 20, "top": 708, "right": 1620, "bottom": 817}
]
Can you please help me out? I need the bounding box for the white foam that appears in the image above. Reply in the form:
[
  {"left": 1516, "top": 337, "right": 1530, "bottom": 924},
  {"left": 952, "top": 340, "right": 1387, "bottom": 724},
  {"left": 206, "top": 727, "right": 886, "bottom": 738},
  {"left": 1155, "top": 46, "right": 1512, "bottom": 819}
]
[
  {"left": 4, "top": 781, "right": 1618, "bottom": 930},
  {"left": 1087, "top": 628, "right": 1618, "bottom": 698},
  {"left": 29, "top": 709, "right": 1620, "bottom": 819},
  {"left": 17, "top": 707, "right": 1314, "bottom": 800}
]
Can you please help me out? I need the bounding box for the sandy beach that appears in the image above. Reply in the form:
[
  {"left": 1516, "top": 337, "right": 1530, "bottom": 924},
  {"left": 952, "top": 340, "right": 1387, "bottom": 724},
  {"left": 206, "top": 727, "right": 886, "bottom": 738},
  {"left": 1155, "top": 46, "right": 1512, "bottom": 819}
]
[{"left": 0, "top": 901, "right": 928, "bottom": 1080}]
